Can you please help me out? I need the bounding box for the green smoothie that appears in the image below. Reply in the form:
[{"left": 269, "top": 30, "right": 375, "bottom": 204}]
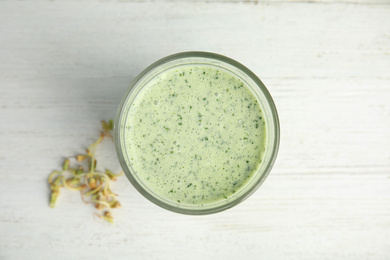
[{"left": 124, "top": 65, "right": 267, "bottom": 206}]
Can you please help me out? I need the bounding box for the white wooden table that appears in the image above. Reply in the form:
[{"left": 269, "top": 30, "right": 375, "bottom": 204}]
[{"left": 1, "top": 1, "right": 389, "bottom": 259}]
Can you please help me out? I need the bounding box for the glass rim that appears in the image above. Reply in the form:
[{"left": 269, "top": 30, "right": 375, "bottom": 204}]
[{"left": 115, "top": 51, "right": 280, "bottom": 215}]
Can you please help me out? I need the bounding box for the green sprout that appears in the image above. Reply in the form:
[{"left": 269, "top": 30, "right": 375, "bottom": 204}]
[{"left": 48, "top": 120, "right": 124, "bottom": 223}]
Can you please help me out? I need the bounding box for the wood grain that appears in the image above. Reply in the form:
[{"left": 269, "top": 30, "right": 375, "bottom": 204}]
[{"left": 0, "top": 1, "right": 389, "bottom": 260}]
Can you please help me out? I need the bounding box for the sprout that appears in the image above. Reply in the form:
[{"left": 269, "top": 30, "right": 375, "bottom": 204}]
[{"left": 48, "top": 120, "right": 124, "bottom": 224}]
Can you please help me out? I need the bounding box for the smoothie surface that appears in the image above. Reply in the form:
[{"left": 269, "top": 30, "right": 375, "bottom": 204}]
[{"left": 124, "top": 65, "right": 266, "bottom": 205}]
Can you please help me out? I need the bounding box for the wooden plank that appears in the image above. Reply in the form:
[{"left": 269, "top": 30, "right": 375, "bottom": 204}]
[
  {"left": 133, "top": 0, "right": 390, "bottom": 4},
  {"left": 0, "top": 170, "right": 389, "bottom": 259},
  {"left": 0, "top": 2, "right": 389, "bottom": 79},
  {"left": 3, "top": 0, "right": 389, "bottom": 4},
  {"left": 1, "top": 77, "right": 389, "bottom": 174}
]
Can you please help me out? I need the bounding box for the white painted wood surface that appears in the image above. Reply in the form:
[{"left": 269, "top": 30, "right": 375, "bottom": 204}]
[{"left": 1, "top": 1, "right": 390, "bottom": 259}]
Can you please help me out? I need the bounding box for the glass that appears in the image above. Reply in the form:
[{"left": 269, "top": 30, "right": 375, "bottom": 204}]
[{"left": 115, "top": 52, "right": 280, "bottom": 214}]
